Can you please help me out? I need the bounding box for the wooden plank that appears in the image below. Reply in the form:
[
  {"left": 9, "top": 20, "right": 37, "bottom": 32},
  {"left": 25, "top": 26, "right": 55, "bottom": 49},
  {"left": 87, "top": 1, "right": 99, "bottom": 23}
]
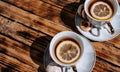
[
  {"left": 1, "top": 49, "right": 120, "bottom": 72},
  {"left": 0, "top": 23, "right": 119, "bottom": 72},
  {"left": 107, "top": 35, "right": 120, "bottom": 49},
  {"left": 0, "top": 21, "right": 117, "bottom": 71},
  {"left": 42, "top": 0, "right": 120, "bottom": 9},
  {"left": 93, "top": 58, "right": 120, "bottom": 72},
  {"left": 1, "top": 1, "right": 119, "bottom": 38},
  {"left": 1, "top": 0, "right": 82, "bottom": 33},
  {"left": 42, "top": 0, "right": 80, "bottom": 8},
  {"left": 92, "top": 41, "right": 120, "bottom": 67},
  {"left": 41, "top": 0, "right": 81, "bottom": 13},
  {"left": 0, "top": 15, "right": 51, "bottom": 71},
  {"left": 0, "top": 53, "right": 38, "bottom": 72},
  {"left": 1, "top": 0, "right": 77, "bottom": 31},
  {"left": 0, "top": 63, "right": 18, "bottom": 72},
  {"left": 0, "top": 13, "right": 50, "bottom": 71},
  {"left": 0, "top": 15, "right": 44, "bottom": 46},
  {"left": 3, "top": 0, "right": 119, "bottom": 29},
  {"left": 2, "top": 0, "right": 66, "bottom": 24},
  {"left": 0, "top": 34, "right": 30, "bottom": 55},
  {"left": 1, "top": 0, "right": 119, "bottom": 71},
  {"left": 0, "top": 11, "right": 120, "bottom": 71},
  {"left": 0, "top": 33, "right": 51, "bottom": 71},
  {"left": 0, "top": 15, "right": 52, "bottom": 52},
  {"left": 0, "top": 1, "right": 71, "bottom": 37},
  {"left": 41, "top": 0, "right": 120, "bottom": 68},
  {"left": 0, "top": 34, "right": 39, "bottom": 69},
  {"left": 0, "top": 57, "right": 120, "bottom": 72}
]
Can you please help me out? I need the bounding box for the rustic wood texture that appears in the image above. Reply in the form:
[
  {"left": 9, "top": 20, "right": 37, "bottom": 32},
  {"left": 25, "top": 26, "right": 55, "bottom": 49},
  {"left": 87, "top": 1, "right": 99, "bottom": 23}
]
[
  {"left": 0, "top": 0, "right": 120, "bottom": 72},
  {"left": 0, "top": 1, "right": 71, "bottom": 36},
  {"left": 1, "top": 0, "right": 78, "bottom": 31}
]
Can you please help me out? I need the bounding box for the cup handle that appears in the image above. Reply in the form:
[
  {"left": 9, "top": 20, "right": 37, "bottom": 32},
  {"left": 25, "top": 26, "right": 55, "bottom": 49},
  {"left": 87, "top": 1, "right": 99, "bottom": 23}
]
[
  {"left": 72, "top": 65, "right": 77, "bottom": 72},
  {"left": 90, "top": 27, "right": 101, "bottom": 37},
  {"left": 105, "top": 21, "right": 114, "bottom": 34}
]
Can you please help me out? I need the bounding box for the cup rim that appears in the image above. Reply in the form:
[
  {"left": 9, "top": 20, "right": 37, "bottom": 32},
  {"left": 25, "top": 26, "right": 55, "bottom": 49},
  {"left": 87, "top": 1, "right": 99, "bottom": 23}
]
[
  {"left": 49, "top": 31, "right": 84, "bottom": 67},
  {"left": 84, "top": 0, "right": 119, "bottom": 21}
]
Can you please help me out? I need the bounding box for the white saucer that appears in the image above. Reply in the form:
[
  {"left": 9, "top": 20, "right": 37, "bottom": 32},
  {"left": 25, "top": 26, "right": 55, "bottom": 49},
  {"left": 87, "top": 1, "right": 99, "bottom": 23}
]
[
  {"left": 75, "top": 6, "right": 120, "bottom": 41},
  {"left": 73, "top": 34, "right": 96, "bottom": 72},
  {"left": 44, "top": 33, "right": 96, "bottom": 72}
]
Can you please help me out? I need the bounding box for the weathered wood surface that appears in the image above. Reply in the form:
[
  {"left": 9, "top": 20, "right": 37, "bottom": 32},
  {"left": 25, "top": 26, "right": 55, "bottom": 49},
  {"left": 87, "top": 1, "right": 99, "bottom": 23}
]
[{"left": 0, "top": 0, "right": 120, "bottom": 72}]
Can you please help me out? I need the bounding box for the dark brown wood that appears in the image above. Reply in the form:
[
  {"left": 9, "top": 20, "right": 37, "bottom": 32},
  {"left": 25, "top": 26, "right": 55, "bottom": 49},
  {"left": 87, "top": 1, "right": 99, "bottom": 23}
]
[
  {"left": 2, "top": 0, "right": 69, "bottom": 24},
  {"left": 0, "top": 0, "right": 120, "bottom": 72},
  {"left": 108, "top": 35, "right": 120, "bottom": 49},
  {"left": 42, "top": 0, "right": 80, "bottom": 7},
  {"left": 1, "top": 0, "right": 79, "bottom": 32},
  {"left": 0, "top": 34, "right": 39, "bottom": 68},
  {"left": 0, "top": 1, "right": 71, "bottom": 37},
  {"left": 0, "top": 63, "right": 18, "bottom": 72},
  {"left": 92, "top": 41, "right": 120, "bottom": 66},
  {"left": 0, "top": 53, "right": 37, "bottom": 72},
  {"left": 93, "top": 58, "right": 120, "bottom": 72}
]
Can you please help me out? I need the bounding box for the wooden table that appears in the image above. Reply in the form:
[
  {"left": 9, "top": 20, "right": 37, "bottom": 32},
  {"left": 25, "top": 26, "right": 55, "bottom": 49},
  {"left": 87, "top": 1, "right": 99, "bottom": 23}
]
[{"left": 0, "top": 0, "right": 120, "bottom": 72}]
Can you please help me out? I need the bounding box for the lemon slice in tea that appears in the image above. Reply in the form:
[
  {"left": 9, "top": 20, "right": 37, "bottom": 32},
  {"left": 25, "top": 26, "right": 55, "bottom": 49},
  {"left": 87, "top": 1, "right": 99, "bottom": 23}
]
[
  {"left": 90, "top": 1, "right": 113, "bottom": 20},
  {"left": 56, "top": 40, "right": 81, "bottom": 64}
]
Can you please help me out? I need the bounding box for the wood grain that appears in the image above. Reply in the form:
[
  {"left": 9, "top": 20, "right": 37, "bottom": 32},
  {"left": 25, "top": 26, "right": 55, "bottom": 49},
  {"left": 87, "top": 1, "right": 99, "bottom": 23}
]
[
  {"left": 0, "top": 63, "right": 18, "bottom": 72},
  {"left": 0, "top": 33, "right": 50, "bottom": 71},
  {"left": 0, "top": 0, "right": 120, "bottom": 67},
  {"left": 3, "top": 0, "right": 119, "bottom": 32},
  {"left": 0, "top": 53, "right": 37, "bottom": 72},
  {"left": 0, "top": 0, "right": 120, "bottom": 72},
  {"left": 0, "top": 16, "right": 45, "bottom": 46},
  {"left": 93, "top": 58, "right": 120, "bottom": 72},
  {"left": 92, "top": 41, "right": 120, "bottom": 66},
  {"left": 108, "top": 35, "right": 120, "bottom": 49},
  {"left": 0, "top": 12, "right": 120, "bottom": 67},
  {"left": 0, "top": 15, "right": 51, "bottom": 71},
  {"left": 41, "top": 0, "right": 80, "bottom": 13},
  {"left": 0, "top": 34, "right": 39, "bottom": 69},
  {"left": 0, "top": 15, "right": 119, "bottom": 71},
  {"left": 0, "top": 15, "right": 53, "bottom": 53},
  {"left": 2, "top": 0, "right": 78, "bottom": 31},
  {"left": 0, "top": 1, "right": 71, "bottom": 37},
  {"left": 2, "top": 0, "right": 66, "bottom": 24},
  {"left": 42, "top": 0, "right": 80, "bottom": 8}
]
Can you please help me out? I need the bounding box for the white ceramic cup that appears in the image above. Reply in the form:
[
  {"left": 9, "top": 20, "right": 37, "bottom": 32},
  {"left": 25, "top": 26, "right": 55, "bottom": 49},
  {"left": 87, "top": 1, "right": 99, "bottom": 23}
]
[
  {"left": 84, "top": 0, "right": 119, "bottom": 34},
  {"left": 49, "top": 31, "right": 84, "bottom": 71}
]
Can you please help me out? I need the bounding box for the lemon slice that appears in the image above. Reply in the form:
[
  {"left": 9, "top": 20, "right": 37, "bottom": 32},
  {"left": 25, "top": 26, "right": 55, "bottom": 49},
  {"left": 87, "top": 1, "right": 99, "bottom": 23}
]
[
  {"left": 90, "top": 1, "right": 113, "bottom": 20},
  {"left": 56, "top": 40, "right": 80, "bottom": 64}
]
